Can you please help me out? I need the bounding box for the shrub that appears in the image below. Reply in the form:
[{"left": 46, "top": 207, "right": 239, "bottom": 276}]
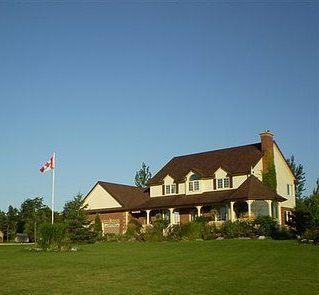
[
  {"left": 142, "top": 219, "right": 169, "bottom": 242},
  {"left": 183, "top": 221, "right": 205, "bottom": 240},
  {"left": 37, "top": 222, "right": 69, "bottom": 250},
  {"left": 166, "top": 224, "right": 183, "bottom": 241},
  {"left": 272, "top": 227, "right": 294, "bottom": 240},
  {"left": 303, "top": 228, "right": 319, "bottom": 245},
  {"left": 94, "top": 214, "right": 103, "bottom": 241},
  {"left": 221, "top": 220, "right": 254, "bottom": 238},
  {"left": 254, "top": 216, "right": 277, "bottom": 237},
  {"left": 125, "top": 219, "right": 143, "bottom": 240}
]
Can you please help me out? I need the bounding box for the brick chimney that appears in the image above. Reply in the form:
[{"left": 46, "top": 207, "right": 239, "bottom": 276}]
[{"left": 260, "top": 130, "right": 274, "bottom": 173}]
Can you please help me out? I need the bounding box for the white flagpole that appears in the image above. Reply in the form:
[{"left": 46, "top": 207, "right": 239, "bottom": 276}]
[{"left": 51, "top": 152, "right": 55, "bottom": 224}]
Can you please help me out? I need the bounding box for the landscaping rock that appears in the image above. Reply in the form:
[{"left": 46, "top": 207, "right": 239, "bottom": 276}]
[
  {"left": 258, "top": 236, "right": 266, "bottom": 240},
  {"left": 216, "top": 237, "right": 224, "bottom": 240}
]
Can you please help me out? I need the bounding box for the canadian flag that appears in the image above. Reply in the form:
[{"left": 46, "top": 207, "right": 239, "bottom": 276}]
[{"left": 40, "top": 153, "right": 55, "bottom": 173}]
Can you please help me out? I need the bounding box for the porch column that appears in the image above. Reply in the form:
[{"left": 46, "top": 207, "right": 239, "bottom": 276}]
[
  {"left": 196, "top": 205, "right": 202, "bottom": 217},
  {"left": 277, "top": 203, "right": 282, "bottom": 225},
  {"left": 266, "top": 200, "right": 272, "bottom": 217},
  {"left": 169, "top": 208, "right": 174, "bottom": 225},
  {"left": 146, "top": 210, "right": 151, "bottom": 226},
  {"left": 246, "top": 200, "right": 252, "bottom": 217},
  {"left": 230, "top": 201, "right": 235, "bottom": 222}
]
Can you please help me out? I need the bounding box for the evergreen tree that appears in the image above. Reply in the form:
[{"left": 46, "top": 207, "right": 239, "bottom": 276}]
[
  {"left": 286, "top": 155, "right": 306, "bottom": 198},
  {"left": 62, "top": 194, "right": 96, "bottom": 243},
  {"left": 312, "top": 178, "right": 319, "bottom": 196},
  {"left": 94, "top": 214, "right": 102, "bottom": 233},
  {"left": 135, "top": 162, "right": 152, "bottom": 188},
  {"left": 6, "top": 206, "right": 19, "bottom": 241}
]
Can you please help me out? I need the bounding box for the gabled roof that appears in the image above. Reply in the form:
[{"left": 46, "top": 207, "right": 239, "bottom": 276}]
[
  {"left": 86, "top": 176, "right": 286, "bottom": 214},
  {"left": 148, "top": 143, "right": 263, "bottom": 185},
  {"left": 91, "top": 181, "right": 149, "bottom": 210}
]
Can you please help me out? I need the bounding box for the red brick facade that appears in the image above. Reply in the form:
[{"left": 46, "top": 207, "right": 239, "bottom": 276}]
[{"left": 89, "top": 212, "right": 127, "bottom": 234}]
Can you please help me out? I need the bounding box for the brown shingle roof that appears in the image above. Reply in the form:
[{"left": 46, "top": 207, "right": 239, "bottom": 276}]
[
  {"left": 97, "top": 181, "right": 149, "bottom": 209},
  {"left": 229, "top": 175, "right": 286, "bottom": 202},
  {"left": 148, "top": 143, "right": 263, "bottom": 185},
  {"left": 86, "top": 176, "right": 286, "bottom": 214}
]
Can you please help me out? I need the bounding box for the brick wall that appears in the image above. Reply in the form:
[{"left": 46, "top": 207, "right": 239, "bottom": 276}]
[{"left": 88, "top": 212, "right": 127, "bottom": 234}]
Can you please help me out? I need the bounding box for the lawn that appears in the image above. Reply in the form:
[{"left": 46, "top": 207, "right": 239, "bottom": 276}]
[{"left": 0, "top": 240, "right": 318, "bottom": 295}]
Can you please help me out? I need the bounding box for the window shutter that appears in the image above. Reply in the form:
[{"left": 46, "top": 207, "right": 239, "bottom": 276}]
[
  {"left": 229, "top": 176, "right": 233, "bottom": 188},
  {"left": 176, "top": 183, "right": 179, "bottom": 194},
  {"left": 162, "top": 185, "right": 165, "bottom": 195},
  {"left": 213, "top": 179, "right": 217, "bottom": 190}
]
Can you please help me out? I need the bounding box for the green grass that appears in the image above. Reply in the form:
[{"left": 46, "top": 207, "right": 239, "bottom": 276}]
[{"left": 0, "top": 240, "right": 318, "bottom": 294}]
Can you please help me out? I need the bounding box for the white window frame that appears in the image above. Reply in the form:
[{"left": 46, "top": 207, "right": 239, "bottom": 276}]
[
  {"left": 165, "top": 185, "right": 171, "bottom": 195},
  {"left": 217, "top": 177, "right": 230, "bottom": 190},
  {"left": 189, "top": 180, "right": 200, "bottom": 192}
]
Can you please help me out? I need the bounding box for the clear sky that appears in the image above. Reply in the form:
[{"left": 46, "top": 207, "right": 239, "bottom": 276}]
[{"left": 0, "top": 2, "right": 318, "bottom": 211}]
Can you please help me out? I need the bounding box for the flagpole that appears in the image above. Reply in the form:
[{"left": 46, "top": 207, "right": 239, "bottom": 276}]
[{"left": 51, "top": 152, "right": 55, "bottom": 224}]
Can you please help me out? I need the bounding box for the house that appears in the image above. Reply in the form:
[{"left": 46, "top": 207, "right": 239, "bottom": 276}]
[{"left": 83, "top": 131, "right": 296, "bottom": 234}]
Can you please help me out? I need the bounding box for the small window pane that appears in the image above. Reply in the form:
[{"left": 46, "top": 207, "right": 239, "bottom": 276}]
[
  {"left": 166, "top": 185, "right": 170, "bottom": 194},
  {"left": 194, "top": 180, "right": 200, "bottom": 191},
  {"left": 189, "top": 182, "right": 193, "bottom": 191},
  {"left": 224, "top": 178, "right": 230, "bottom": 188},
  {"left": 217, "top": 179, "right": 223, "bottom": 189}
]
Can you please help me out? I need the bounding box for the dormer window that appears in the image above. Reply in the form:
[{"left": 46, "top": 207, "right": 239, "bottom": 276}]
[
  {"left": 164, "top": 184, "right": 177, "bottom": 195},
  {"left": 189, "top": 174, "right": 200, "bottom": 192},
  {"left": 217, "top": 177, "right": 230, "bottom": 189}
]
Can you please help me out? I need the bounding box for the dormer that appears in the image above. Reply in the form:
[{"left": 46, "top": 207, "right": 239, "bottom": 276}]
[
  {"left": 213, "top": 167, "right": 233, "bottom": 190},
  {"left": 162, "top": 175, "right": 178, "bottom": 196},
  {"left": 186, "top": 171, "right": 202, "bottom": 194}
]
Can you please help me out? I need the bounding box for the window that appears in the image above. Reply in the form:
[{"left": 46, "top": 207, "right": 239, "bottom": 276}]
[
  {"left": 217, "top": 177, "right": 230, "bottom": 189},
  {"left": 224, "top": 178, "right": 230, "bottom": 188},
  {"left": 189, "top": 174, "right": 200, "bottom": 192},
  {"left": 194, "top": 180, "right": 200, "bottom": 191},
  {"left": 285, "top": 211, "right": 292, "bottom": 223},
  {"left": 165, "top": 184, "right": 177, "bottom": 195}
]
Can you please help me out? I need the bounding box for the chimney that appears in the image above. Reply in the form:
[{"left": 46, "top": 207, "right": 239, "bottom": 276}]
[{"left": 260, "top": 130, "right": 274, "bottom": 173}]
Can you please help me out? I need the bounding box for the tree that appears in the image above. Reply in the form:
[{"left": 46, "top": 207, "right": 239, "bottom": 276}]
[
  {"left": 20, "top": 197, "right": 51, "bottom": 242},
  {"left": 286, "top": 155, "right": 306, "bottom": 198},
  {"left": 62, "top": 194, "right": 96, "bottom": 243},
  {"left": 94, "top": 214, "right": 102, "bottom": 233},
  {"left": 0, "top": 211, "right": 7, "bottom": 241},
  {"left": 290, "top": 178, "right": 319, "bottom": 233},
  {"left": 135, "top": 162, "right": 152, "bottom": 188},
  {"left": 313, "top": 178, "right": 319, "bottom": 196},
  {"left": 6, "top": 206, "right": 19, "bottom": 242}
]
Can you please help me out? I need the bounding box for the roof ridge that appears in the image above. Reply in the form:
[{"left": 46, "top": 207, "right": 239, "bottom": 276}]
[
  {"left": 174, "top": 142, "right": 261, "bottom": 159},
  {"left": 98, "top": 181, "right": 140, "bottom": 189}
]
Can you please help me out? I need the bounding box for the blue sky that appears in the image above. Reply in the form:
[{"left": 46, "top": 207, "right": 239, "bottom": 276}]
[{"left": 0, "top": 2, "right": 318, "bottom": 211}]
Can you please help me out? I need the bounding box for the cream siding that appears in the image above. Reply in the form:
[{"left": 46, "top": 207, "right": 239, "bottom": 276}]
[
  {"left": 84, "top": 184, "right": 122, "bottom": 210},
  {"left": 251, "top": 159, "right": 263, "bottom": 181},
  {"left": 233, "top": 175, "right": 249, "bottom": 189},
  {"left": 150, "top": 185, "right": 163, "bottom": 197},
  {"left": 273, "top": 144, "right": 296, "bottom": 208}
]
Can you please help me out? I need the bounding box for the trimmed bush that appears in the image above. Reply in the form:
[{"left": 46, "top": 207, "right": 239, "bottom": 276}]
[
  {"left": 254, "top": 216, "right": 277, "bottom": 237},
  {"left": 221, "top": 220, "right": 255, "bottom": 239},
  {"left": 38, "top": 222, "right": 69, "bottom": 250}
]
